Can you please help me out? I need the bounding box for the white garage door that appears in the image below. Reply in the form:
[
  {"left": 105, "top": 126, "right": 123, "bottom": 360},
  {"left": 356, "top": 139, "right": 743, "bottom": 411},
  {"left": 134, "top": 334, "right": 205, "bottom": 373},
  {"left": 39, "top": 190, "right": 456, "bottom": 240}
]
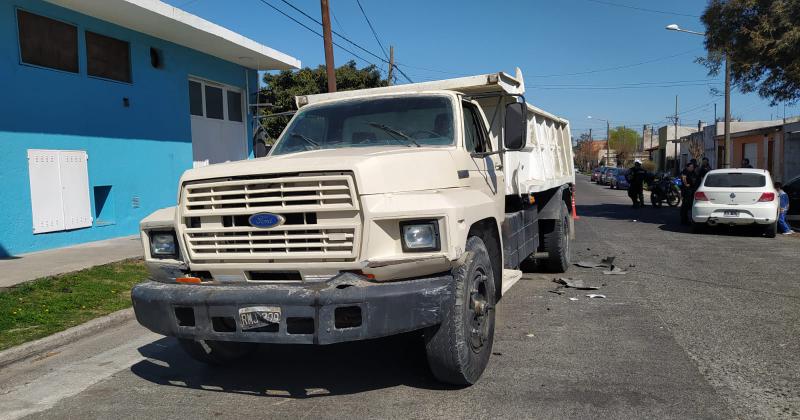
[{"left": 188, "top": 78, "right": 247, "bottom": 168}]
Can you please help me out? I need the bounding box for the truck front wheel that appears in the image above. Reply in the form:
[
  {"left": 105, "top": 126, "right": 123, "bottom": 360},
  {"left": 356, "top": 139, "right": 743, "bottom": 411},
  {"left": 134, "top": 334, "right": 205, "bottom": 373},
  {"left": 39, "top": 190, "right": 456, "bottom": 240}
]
[
  {"left": 424, "top": 236, "right": 496, "bottom": 386},
  {"left": 178, "top": 339, "right": 256, "bottom": 365}
]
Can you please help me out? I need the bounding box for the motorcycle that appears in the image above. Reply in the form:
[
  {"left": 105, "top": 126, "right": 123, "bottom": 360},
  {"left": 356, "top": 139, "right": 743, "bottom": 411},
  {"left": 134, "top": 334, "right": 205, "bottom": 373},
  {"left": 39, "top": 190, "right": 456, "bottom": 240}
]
[{"left": 650, "top": 174, "right": 682, "bottom": 207}]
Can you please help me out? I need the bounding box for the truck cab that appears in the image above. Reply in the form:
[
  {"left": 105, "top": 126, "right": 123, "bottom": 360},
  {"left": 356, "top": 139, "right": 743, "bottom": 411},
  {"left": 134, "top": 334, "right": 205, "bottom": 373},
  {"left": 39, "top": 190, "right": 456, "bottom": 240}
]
[{"left": 132, "top": 70, "right": 575, "bottom": 385}]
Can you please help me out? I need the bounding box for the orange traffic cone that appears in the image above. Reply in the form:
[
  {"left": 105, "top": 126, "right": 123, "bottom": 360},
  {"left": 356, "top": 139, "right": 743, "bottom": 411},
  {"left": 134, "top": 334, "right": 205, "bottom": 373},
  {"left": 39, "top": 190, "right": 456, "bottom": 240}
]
[{"left": 571, "top": 192, "right": 580, "bottom": 220}]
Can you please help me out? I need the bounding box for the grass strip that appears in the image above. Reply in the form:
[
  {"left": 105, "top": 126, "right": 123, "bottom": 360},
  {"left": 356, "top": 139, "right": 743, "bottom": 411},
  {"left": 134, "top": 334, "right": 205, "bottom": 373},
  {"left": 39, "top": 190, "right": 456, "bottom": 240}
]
[{"left": 0, "top": 259, "right": 147, "bottom": 351}]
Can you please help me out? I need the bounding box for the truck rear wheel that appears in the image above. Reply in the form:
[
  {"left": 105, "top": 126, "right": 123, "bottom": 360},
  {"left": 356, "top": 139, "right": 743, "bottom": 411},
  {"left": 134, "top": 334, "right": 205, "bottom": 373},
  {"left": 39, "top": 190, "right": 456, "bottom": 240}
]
[
  {"left": 178, "top": 339, "right": 256, "bottom": 365},
  {"left": 424, "top": 236, "right": 495, "bottom": 386},
  {"left": 542, "top": 203, "right": 571, "bottom": 273}
]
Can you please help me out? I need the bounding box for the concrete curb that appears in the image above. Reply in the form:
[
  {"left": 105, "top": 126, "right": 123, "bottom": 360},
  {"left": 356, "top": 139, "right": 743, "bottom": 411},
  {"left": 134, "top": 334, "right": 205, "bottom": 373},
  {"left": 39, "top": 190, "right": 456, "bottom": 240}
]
[{"left": 0, "top": 308, "right": 135, "bottom": 369}]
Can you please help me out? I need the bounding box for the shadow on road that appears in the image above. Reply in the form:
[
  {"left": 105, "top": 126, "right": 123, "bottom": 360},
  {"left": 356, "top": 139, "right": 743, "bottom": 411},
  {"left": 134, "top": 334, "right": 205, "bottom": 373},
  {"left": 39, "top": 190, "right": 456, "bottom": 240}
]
[
  {"left": 578, "top": 202, "right": 685, "bottom": 232},
  {"left": 131, "top": 333, "right": 452, "bottom": 398},
  {"left": 579, "top": 203, "right": 769, "bottom": 237}
]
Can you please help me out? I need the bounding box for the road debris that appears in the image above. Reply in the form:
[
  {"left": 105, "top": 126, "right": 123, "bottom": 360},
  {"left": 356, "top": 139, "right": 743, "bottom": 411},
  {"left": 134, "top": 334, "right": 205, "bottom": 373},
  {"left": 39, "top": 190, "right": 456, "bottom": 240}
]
[
  {"left": 602, "top": 266, "right": 628, "bottom": 275},
  {"left": 526, "top": 333, "right": 535, "bottom": 338},
  {"left": 575, "top": 256, "right": 616, "bottom": 269},
  {"left": 586, "top": 294, "right": 606, "bottom": 299},
  {"left": 548, "top": 289, "right": 565, "bottom": 295},
  {"left": 568, "top": 297, "right": 579, "bottom": 301},
  {"left": 553, "top": 277, "right": 600, "bottom": 290},
  {"left": 575, "top": 260, "right": 605, "bottom": 268}
]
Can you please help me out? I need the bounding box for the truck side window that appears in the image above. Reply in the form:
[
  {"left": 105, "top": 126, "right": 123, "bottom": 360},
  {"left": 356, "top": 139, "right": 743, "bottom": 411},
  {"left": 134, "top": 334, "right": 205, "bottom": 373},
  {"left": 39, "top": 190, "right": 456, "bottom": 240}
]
[{"left": 462, "top": 104, "right": 487, "bottom": 153}]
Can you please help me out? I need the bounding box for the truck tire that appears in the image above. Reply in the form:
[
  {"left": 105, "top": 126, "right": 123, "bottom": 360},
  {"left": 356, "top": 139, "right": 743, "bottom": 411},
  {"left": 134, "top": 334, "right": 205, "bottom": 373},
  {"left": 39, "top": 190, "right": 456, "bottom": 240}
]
[
  {"left": 178, "top": 339, "right": 256, "bottom": 365},
  {"left": 542, "top": 202, "right": 571, "bottom": 273},
  {"left": 424, "top": 236, "right": 495, "bottom": 386}
]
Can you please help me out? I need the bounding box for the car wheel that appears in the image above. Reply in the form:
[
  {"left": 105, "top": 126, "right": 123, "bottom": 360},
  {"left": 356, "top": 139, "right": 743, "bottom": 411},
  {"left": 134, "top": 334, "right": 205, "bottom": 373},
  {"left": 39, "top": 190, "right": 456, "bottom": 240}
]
[
  {"left": 178, "top": 339, "right": 256, "bottom": 365},
  {"left": 424, "top": 236, "right": 495, "bottom": 386},
  {"left": 691, "top": 222, "right": 706, "bottom": 234},
  {"left": 764, "top": 218, "right": 778, "bottom": 238}
]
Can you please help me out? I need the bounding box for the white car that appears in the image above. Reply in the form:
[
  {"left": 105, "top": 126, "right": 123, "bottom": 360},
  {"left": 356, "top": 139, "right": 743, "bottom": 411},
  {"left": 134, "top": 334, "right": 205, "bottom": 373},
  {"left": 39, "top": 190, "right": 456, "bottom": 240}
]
[{"left": 691, "top": 168, "right": 779, "bottom": 237}]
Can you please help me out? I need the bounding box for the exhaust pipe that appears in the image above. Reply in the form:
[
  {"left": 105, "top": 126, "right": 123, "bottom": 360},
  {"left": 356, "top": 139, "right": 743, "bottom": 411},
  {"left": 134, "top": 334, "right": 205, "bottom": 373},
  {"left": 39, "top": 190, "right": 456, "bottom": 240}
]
[{"left": 707, "top": 219, "right": 718, "bottom": 226}]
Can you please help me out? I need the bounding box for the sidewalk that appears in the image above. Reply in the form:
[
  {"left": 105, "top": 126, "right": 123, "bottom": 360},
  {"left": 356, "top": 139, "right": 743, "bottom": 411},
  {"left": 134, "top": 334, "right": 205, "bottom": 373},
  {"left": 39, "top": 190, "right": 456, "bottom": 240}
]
[{"left": 0, "top": 236, "right": 143, "bottom": 289}]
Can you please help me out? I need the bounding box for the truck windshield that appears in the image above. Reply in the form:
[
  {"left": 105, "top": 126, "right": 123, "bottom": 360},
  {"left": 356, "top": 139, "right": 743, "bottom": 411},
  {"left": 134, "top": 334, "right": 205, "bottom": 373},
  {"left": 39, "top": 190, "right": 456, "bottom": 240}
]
[{"left": 271, "top": 96, "right": 454, "bottom": 155}]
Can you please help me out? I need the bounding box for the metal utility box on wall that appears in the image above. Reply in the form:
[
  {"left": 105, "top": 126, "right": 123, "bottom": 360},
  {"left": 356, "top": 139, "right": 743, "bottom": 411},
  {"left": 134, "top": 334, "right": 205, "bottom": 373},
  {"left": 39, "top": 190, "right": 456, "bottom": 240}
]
[{"left": 27, "top": 149, "right": 92, "bottom": 234}]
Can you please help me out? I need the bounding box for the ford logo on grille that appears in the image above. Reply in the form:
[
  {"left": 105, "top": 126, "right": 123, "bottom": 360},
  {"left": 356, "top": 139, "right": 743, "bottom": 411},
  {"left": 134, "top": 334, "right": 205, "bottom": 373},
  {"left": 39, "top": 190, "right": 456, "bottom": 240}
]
[{"left": 248, "top": 213, "right": 284, "bottom": 229}]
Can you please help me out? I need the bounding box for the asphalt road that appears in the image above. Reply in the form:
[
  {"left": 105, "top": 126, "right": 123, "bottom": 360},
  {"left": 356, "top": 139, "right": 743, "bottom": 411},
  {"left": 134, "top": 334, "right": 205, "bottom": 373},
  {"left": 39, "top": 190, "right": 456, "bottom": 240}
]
[{"left": 1, "top": 175, "right": 798, "bottom": 419}]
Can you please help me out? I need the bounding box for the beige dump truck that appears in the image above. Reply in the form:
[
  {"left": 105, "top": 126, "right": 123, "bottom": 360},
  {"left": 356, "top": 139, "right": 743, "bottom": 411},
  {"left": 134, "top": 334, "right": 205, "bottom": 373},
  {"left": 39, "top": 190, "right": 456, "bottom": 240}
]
[{"left": 132, "top": 69, "right": 575, "bottom": 385}]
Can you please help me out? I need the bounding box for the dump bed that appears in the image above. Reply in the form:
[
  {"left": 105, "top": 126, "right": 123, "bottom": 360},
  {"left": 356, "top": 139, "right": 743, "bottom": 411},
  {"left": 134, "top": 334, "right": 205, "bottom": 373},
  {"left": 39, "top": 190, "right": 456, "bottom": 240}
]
[{"left": 297, "top": 69, "right": 574, "bottom": 195}]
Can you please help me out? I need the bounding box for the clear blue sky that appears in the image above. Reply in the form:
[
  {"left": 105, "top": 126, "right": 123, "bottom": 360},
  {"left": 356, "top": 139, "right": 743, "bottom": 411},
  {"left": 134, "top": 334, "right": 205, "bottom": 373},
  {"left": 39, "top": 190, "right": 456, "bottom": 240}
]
[{"left": 165, "top": 0, "right": 797, "bottom": 139}]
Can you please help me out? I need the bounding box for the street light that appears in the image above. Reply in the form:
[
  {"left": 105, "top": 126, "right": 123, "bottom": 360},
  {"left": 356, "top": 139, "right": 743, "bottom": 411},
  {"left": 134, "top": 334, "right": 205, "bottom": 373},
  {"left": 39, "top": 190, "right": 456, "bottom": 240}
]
[
  {"left": 666, "top": 23, "right": 731, "bottom": 169},
  {"left": 588, "top": 116, "right": 611, "bottom": 167}
]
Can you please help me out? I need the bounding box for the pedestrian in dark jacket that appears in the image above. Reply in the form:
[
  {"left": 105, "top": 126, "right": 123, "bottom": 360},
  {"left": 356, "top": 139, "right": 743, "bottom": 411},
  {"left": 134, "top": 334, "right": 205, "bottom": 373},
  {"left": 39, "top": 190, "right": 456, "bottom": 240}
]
[
  {"left": 680, "top": 162, "right": 699, "bottom": 225},
  {"left": 626, "top": 159, "right": 647, "bottom": 208},
  {"left": 698, "top": 157, "right": 712, "bottom": 179}
]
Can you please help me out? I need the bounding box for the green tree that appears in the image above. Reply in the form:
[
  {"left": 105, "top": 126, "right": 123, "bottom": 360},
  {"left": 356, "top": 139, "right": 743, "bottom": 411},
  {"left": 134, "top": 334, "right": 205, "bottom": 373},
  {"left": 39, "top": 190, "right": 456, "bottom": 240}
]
[
  {"left": 258, "top": 61, "right": 388, "bottom": 140},
  {"left": 608, "top": 126, "right": 640, "bottom": 164},
  {"left": 700, "top": 0, "right": 800, "bottom": 104},
  {"left": 574, "top": 133, "right": 594, "bottom": 170}
]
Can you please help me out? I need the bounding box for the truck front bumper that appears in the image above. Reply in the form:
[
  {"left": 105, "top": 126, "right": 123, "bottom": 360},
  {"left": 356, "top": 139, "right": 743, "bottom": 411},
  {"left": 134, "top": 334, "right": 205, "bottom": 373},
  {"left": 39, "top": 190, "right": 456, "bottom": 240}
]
[{"left": 131, "top": 273, "right": 453, "bottom": 345}]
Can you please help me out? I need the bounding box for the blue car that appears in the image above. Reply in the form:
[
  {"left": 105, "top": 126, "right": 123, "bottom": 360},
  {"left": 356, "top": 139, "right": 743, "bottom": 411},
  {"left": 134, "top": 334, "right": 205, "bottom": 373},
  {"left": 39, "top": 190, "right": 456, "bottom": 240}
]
[{"left": 610, "top": 169, "right": 630, "bottom": 190}]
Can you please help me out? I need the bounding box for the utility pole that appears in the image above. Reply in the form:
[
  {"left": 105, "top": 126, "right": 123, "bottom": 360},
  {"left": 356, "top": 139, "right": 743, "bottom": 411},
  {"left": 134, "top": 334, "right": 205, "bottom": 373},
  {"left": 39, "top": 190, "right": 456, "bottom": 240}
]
[
  {"left": 723, "top": 54, "right": 731, "bottom": 168},
  {"left": 674, "top": 95, "right": 679, "bottom": 175},
  {"left": 698, "top": 119, "right": 703, "bottom": 160},
  {"left": 666, "top": 95, "right": 680, "bottom": 176},
  {"left": 606, "top": 120, "right": 610, "bottom": 168},
  {"left": 388, "top": 45, "right": 394, "bottom": 86},
  {"left": 320, "top": 0, "right": 336, "bottom": 92},
  {"left": 641, "top": 125, "right": 646, "bottom": 153}
]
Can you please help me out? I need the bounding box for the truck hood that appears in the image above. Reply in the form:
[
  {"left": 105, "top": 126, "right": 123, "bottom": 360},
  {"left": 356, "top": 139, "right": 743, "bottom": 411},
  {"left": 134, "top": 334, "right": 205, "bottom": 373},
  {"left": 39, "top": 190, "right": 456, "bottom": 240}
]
[{"left": 180, "top": 146, "right": 462, "bottom": 195}]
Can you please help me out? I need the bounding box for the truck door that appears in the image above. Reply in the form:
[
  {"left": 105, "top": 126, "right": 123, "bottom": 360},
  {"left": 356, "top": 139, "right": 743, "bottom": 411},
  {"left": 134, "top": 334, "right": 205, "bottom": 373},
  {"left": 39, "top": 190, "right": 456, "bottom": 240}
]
[{"left": 463, "top": 101, "right": 504, "bottom": 203}]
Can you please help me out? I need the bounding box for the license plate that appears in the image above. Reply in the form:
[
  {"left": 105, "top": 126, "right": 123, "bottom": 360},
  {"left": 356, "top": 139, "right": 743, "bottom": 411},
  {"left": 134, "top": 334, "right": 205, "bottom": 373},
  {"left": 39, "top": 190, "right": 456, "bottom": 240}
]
[
  {"left": 238, "top": 306, "right": 281, "bottom": 330},
  {"left": 723, "top": 210, "right": 738, "bottom": 217}
]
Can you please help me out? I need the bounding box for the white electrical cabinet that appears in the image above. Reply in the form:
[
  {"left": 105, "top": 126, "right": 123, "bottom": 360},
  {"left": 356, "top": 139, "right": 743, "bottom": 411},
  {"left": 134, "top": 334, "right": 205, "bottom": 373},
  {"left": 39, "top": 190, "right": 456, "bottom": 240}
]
[{"left": 27, "top": 149, "right": 92, "bottom": 234}]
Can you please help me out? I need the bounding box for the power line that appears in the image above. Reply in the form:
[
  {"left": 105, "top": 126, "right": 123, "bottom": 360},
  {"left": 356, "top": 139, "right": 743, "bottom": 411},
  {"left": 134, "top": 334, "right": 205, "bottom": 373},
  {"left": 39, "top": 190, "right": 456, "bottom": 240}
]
[
  {"left": 354, "top": 0, "right": 389, "bottom": 61},
  {"left": 537, "top": 78, "right": 717, "bottom": 87},
  {"left": 580, "top": 0, "right": 701, "bottom": 18},
  {"left": 274, "top": 0, "right": 412, "bottom": 82},
  {"left": 529, "top": 49, "right": 700, "bottom": 78},
  {"left": 354, "top": 0, "right": 414, "bottom": 84},
  {"left": 529, "top": 82, "right": 719, "bottom": 90},
  {"left": 255, "top": 0, "right": 383, "bottom": 73}
]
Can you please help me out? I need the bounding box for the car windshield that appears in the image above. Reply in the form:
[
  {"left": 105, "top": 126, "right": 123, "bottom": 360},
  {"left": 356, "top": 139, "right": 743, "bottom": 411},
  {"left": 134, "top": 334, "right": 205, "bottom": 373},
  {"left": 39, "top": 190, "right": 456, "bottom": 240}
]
[
  {"left": 704, "top": 172, "right": 766, "bottom": 188},
  {"left": 271, "top": 96, "right": 454, "bottom": 156}
]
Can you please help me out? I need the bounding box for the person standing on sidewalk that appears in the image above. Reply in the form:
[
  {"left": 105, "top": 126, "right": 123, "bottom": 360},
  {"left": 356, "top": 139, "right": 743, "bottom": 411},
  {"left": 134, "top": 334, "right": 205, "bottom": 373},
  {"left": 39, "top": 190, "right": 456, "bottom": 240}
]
[
  {"left": 627, "top": 159, "right": 647, "bottom": 208},
  {"left": 698, "top": 157, "right": 712, "bottom": 179},
  {"left": 680, "top": 162, "right": 699, "bottom": 225},
  {"left": 776, "top": 182, "right": 795, "bottom": 235}
]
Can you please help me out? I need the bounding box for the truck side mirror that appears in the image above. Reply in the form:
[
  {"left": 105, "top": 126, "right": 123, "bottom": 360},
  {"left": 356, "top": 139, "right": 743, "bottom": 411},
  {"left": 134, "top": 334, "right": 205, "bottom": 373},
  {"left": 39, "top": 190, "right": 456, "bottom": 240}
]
[{"left": 504, "top": 102, "right": 526, "bottom": 151}]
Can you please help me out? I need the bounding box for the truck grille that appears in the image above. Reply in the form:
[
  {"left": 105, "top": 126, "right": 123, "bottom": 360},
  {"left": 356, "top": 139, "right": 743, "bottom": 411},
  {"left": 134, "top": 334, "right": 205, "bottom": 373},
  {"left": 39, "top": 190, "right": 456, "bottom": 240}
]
[
  {"left": 179, "top": 172, "right": 360, "bottom": 263},
  {"left": 183, "top": 173, "right": 356, "bottom": 215}
]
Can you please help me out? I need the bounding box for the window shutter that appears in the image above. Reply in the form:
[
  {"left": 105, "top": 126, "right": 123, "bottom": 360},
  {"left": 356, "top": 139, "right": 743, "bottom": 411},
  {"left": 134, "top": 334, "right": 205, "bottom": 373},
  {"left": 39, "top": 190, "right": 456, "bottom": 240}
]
[
  {"left": 28, "top": 150, "right": 66, "bottom": 234},
  {"left": 59, "top": 151, "right": 92, "bottom": 230},
  {"left": 27, "top": 150, "right": 92, "bottom": 234}
]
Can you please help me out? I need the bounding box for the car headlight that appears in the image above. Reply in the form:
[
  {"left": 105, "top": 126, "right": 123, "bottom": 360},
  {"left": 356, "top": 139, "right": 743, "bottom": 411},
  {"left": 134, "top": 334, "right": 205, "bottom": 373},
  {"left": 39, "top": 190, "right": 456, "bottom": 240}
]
[
  {"left": 400, "top": 220, "right": 440, "bottom": 252},
  {"left": 150, "top": 231, "right": 178, "bottom": 259}
]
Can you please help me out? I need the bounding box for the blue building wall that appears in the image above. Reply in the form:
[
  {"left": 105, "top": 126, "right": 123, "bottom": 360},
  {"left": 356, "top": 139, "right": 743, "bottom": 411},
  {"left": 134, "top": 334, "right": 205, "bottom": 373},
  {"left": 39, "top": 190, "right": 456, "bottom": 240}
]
[{"left": 0, "top": 0, "right": 259, "bottom": 256}]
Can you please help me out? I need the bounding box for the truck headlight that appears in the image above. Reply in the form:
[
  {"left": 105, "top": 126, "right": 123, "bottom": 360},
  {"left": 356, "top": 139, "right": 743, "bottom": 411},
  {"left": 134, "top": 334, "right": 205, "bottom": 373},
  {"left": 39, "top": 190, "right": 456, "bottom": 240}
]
[
  {"left": 150, "top": 231, "right": 178, "bottom": 259},
  {"left": 400, "top": 220, "right": 440, "bottom": 252}
]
